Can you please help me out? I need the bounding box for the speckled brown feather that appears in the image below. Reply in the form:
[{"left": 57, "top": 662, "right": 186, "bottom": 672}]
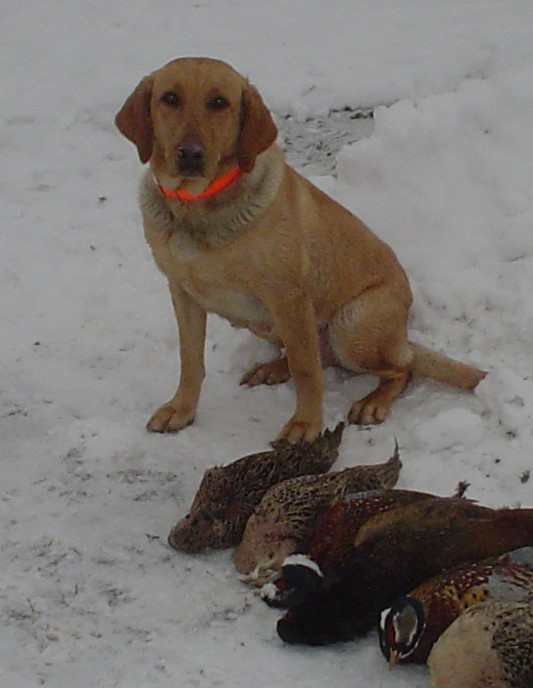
[
  {"left": 234, "top": 442, "right": 402, "bottom": 579},
  {"left": 428, "top": 600, "right": 533, "bottom": 688},
  {"left": 168, "top": 422, "right": 344, "bottom": 552}
]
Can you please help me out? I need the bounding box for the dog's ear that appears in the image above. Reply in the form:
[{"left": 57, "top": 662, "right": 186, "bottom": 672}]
[
  {"left": 115, "top": 76, "right": 154, "bottom": 164},
  {"left": 237, "top": 83, "right": 278, "bottom": 173}
]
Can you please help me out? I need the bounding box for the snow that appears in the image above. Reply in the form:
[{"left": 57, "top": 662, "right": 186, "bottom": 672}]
[{"left": 2, "top": 1, "right": 533, "bottom": 686}]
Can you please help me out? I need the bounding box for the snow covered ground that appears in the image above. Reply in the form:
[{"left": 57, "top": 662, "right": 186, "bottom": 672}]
[{"left": 2, "top": 1, "right": 533, "bottom": 686}]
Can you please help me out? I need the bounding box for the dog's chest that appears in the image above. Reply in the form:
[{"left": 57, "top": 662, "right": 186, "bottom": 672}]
[
  {"left": 141, "top": 180, "right": 278, "bottom": 331},
  {"left": 183, "top": 277, "right": 272, "bottom": 329},
  {"left": 149, "top": 232, "right": 273, "bottom": 329}
]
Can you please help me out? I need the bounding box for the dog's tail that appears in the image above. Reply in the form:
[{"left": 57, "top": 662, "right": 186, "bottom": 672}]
[{"left": 410, "top": 342, "right": 486, "bottom": 390}]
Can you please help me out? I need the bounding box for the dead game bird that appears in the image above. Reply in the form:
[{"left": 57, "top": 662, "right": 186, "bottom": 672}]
[
  {"left": 234, "top": 441, "right": 401, "bottom": 582},
  {"left": 168, "top": 423, "right": 344, "bottom": 553},
  {"left": 261, "top": 487, "right": 439, "bottom": 608},
  {"left": 427, "top": 600, "right": 533, "bottom": 688},
  {"left": 379, "top": 546, "right": 533, "bottom": 665},
  {"left": 275, "top": 499, "right": 533, "bottom": 645},
  {"left": 293, "top": 487, "right": 446, "bottom": 579}
]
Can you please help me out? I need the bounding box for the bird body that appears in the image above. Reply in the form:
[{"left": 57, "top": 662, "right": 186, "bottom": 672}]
[
  {"left": 168, "top": 423, "right": 344, "bottom": 552},
  {"left": 379, "top": 546, "right": 533, "bottom": 665},
  {"left": 262, "top": 488, "right": 443, "bottom": 612},
  {"left": 427, "top": 600, "right": 533, "bottom": 688},
  {"left": 234, "top": 443, "right": 401, "bottom": 581},
  {"left": 275, "top": 499, "right": 533, "bottom": 645},
  {"left": 299, "top": 488, "right": 439, "bottom": 577}
]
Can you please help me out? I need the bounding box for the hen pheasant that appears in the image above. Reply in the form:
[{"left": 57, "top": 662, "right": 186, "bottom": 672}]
[
  {"left": 234, "top": 441, "right": 401, "bottom": 582},
  {"left": 275, "top": 498, "right": 533, "bottom": 645},
  {"left": 379, "top": 545, "right": 533, "bottom": 665},
  {"left": 427, "top": 600, "right": 533, "bottom": 688},
  {"left": 168, "top": 422, "right": 344, "bottom": 552}
]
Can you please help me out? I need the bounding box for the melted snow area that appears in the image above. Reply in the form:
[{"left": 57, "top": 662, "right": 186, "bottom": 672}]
[{"left": 2, "top": 2, "right": 533, "bottom": 687}]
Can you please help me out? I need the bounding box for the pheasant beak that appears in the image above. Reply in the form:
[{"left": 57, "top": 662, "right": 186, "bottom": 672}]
[{"left": 388, "top": 650, "right": 400, "bottom": 669}]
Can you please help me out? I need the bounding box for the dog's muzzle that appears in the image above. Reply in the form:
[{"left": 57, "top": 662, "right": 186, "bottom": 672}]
[{"left": 176, "top": 143, "right": 205, "bottom": 176}]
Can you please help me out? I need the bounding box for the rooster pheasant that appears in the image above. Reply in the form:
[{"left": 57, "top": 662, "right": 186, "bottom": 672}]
[
  {"left": 275, "top": 498, "right": 533, "bottom": 645},
  {"left": 379, "top": 545, "right": 533, "bottom": 665},
  {"left": 261, "top": 487, "right": 442, "bottom": 609}
]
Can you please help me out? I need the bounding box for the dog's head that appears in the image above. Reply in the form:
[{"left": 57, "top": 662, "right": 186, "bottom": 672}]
[{"left": 115, "top": 57, "right": 278, "bottom": 193}]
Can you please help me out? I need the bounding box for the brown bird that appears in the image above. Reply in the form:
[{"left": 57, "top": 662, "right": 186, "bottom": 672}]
[
  {"left": 234, "top": 441, "right": 401, "bottom": 582},
  {"left": 427, "top": 600, "right": 533, "bottom": 688},
  {"left": 275, "top": 498, "right": 533, "bottom": 645},
  {"left": 379, "top": 546, "right": 533, "bottom": 665},
  {"left": 261, "top": 487, "right": 440, "bottom": 608},
  {"left": 167, "top": 423, "right": 344, "bottom": 553}
]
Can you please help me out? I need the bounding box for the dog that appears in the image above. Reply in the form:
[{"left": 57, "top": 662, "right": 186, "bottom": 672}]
[{"left": 115, "top": 56, "right": 486, "bottom": 443}]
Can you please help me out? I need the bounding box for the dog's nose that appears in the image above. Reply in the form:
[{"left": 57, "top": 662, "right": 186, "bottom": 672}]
[
  {"left": 177, "top": 144, "right": 204, "bottom": 163},
  {"left": 176, "top": 144, "right": 205, "bottom": 175}
]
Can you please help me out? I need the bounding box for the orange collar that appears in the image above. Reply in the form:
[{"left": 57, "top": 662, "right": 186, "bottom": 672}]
[{"left": 156, "top": 167, "right": 242, "bottom": 202}]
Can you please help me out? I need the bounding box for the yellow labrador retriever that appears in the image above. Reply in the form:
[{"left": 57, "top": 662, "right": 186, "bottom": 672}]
[{"left": 115, "top": 57, "right": 486, "bottom": 443}]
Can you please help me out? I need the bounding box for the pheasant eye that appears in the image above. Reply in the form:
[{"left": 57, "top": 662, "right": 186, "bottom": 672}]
[
  {"left": 161, "top": 90, "right": 180, "bottom": 106},
  {"left": 207, "top": 94, "right": 230, "bottom": 111}
]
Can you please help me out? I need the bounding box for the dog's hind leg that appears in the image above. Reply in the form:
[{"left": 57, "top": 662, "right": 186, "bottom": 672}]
[
  {"left": 328, "top": 288, "right": 414, "bottom": 425},
  {"left": 241, "top": 357, "right": 291, "bottom": 386},
  {"left": 240, "top": 325, "right": 338, "bottom": 387},
  {"left": 239, "top": 326, "right": 290, "bottom": 387}
]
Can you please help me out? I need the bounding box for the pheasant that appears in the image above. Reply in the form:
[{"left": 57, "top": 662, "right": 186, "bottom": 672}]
[
  {"left": 379, "top": 545, "right": 533, "bottom": 665},
  {"left": 275, "top": 498, "right": 533, "bottom": 645},
  {"left": 168, "top": 422, "right": 344, "bottom": 553},
  {"left": 261, "top": 487, "right": 442, "bottom": 609},
  {"left": 234, "top": 441, "right": 401, "bottom": 582},
  {"left": 427, "top": 600, "right": 533, "bottom": 688}
]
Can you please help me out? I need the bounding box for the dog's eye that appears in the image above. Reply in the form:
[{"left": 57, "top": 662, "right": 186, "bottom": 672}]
[
  {"left": 161, "top": 91, "right": 180, "bottom": 107},
  {"left": 207, "top": 95, "right": 230, "bottom": 111}
]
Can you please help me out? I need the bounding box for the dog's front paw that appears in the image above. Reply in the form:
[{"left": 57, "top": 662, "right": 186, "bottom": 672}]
[{"left": 146, "top": 401, "right": 196, "bottom": 433}]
